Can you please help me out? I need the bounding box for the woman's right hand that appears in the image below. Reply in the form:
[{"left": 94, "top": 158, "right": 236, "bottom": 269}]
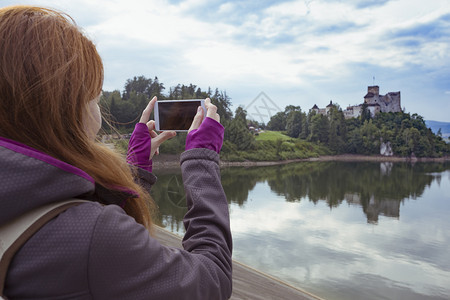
[
  {"left": 139, "top": 97, "right": 176, "bottom": 159},
  {"left": 188, "top": 98, "right": 220, "bottom": 131},
  {"left": 127, "top": 97, "right": 176, "bottom": 172},
  {"left": 185, "top": 98, "right": 224, "bottom": 154}
]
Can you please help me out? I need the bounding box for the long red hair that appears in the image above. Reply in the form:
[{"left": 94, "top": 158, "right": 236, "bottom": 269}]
[{"left": 0, "top": 6, "right": 154, "bottom": 230}]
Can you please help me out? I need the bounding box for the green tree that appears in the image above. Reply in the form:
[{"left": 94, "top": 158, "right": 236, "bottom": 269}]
[
  {"left": 169, "top": 84, "right": 182, "bottom": 99},
  {"left": 360, "top": 103, "right": 371, "bottom": 124},
  {"left": 211, "top": 88, "right": 233, "bottom": 122},
  {"left": 123, "top": 76, "right": 151, "bottom": 100},
  {"left": 327, "top": 106, "right": 347, "bottom": 153},
  {"left": 148, "top": 76, "right": 165, "bottom": 99},
  {"left": 224, "top": 107, "right": 254, "bottom": 151},
  {"left": 267, "top": 105, "right": 302, "bottom": 133},
  {"left": 101, "top": 90, "right": 137, "bottom": 132},
  {"left": 299, "top": 112, "right": 309, "bottom": 139},
  {"left": 360, "top": 120, "right": 380, "bottom": 154},
  {"left": 346, "top": 127, "right": 363, "bottom": 154},
  {"left": 309, "top": 114, "right": 329, "bottom": 144},
  {"left": 267, "top": 111, "right": 287, "bottom": 131},
  {"left": 286, "top": 109, "right": 302, "bottom": 138}
]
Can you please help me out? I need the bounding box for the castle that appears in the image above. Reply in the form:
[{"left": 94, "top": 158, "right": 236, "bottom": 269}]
[{"left": 311, "top": 86, "right": 402, "bottom": 119}]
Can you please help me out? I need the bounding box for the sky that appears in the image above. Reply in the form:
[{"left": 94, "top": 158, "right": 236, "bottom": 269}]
[{"left": 2, "top": 0, "right": 450, "bottom": 122}]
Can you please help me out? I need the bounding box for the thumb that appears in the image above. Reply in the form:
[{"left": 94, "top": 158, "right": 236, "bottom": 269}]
[{"left": 188, "top": 106, "right": 204, "bottom": 133}]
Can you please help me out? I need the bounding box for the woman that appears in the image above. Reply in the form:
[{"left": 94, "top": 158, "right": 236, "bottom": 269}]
[{"left": 0, "top": 6, "right": 232, "bottom": 299}]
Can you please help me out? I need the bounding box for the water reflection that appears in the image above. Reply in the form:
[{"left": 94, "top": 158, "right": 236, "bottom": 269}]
[
  {"left": 222, "top": 162, "right": 448, "bottom": 223},
  {"left": 151, "top": 162, "right": 450, "bottom": 299},
  {"left": 151, "top": 162, "right": 449, "bottom": 227}
]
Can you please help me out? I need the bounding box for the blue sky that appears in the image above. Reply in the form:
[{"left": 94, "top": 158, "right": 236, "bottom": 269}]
[{"left": 2, "top": 0, "right": 450, "bottom": 122}]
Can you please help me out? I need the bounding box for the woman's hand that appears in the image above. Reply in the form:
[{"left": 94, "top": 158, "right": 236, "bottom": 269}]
[
  {"left": 188, "top": 98, "right": 220, "bottom": 132},
  {"left": 139, "top": 97, "right": 176, "bottom": 159},
  {"left": 127, "top": 97, "right": 176, "bottom": 172},
  {"left": 186, "top": 98, "right": 224, "bottom": 153}
]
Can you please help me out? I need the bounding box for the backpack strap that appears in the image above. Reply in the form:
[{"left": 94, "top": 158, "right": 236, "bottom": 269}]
[{"left": 0, "top": 199, "right": 89, "bottom": 297}]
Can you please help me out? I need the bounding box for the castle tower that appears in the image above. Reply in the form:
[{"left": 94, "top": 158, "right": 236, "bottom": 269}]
[
  {"left": 368, "top": 86, "right": 379, "bottom": 96},
  {"left": 364, "top": 86, "right": 380, "bottom": 105},
  {"left": 326, "top": 100, "right": 334, "bottom": 114}
]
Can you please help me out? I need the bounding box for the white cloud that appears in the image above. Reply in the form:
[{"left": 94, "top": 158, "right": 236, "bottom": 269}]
[
  {"left": 264, "top": 1, "right": 310, "bottom": 18},
  {"left": 2, "top": 0, "right": 449, "bottom": 120},
  {"left": 217, "top": 2, "right": 235, "bottom": 15}
]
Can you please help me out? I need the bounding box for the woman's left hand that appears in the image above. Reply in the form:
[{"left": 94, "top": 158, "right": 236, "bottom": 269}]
[{"left": 185, "top": 98, "right": 224, "bottom": 154}]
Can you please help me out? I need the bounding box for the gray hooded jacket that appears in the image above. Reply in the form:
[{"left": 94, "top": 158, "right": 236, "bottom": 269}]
[{"left": 0, "top": 136, "right": 232, "bottom": 299}]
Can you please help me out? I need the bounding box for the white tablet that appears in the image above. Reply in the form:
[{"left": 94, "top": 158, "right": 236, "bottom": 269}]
[{"left": 154, "top": 99, "right": 206, "bottom": 132}]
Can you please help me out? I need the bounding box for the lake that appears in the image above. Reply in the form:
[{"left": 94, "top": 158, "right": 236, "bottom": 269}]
[{"left": 151, "top": 161, "right": 450, "bottom": 300}]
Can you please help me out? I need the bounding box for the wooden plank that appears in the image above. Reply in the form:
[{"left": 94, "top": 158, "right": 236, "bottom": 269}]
[{"left": 153, "top": 226, "right": 322, "bottom": 300}]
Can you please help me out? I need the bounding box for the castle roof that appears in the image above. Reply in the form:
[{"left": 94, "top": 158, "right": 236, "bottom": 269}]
[
  {"left": 326, "top": 100, "right": 334, "bottom": 107},
  {"left": 364, "top": 92, "right": 375, "bottom": 98},
  {"left": 312, "top": 104, "right": 319, "bottom": 109}
]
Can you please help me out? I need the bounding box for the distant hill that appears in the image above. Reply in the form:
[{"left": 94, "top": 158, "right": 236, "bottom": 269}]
[{"left": 425, "top": 120, "right": 450, "bottom": 138}]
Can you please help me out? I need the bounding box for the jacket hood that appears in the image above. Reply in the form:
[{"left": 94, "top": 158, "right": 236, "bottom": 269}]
[{"left": 0, "top": 137, "right": 95, "bottom": 226}]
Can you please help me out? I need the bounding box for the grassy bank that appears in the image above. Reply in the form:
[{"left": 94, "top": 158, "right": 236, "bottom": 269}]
[
  {"left": 254, "top": 130, "right": 292, "bottom": 141},
  {"left": 108, "top": 130, "right": 448, "bottom": 164},
  {"left": 108, "top": 130, "right": 331, "bottom": 162},
  {"left": 221, "top": 131, "right": 331, "bottom": 162}
]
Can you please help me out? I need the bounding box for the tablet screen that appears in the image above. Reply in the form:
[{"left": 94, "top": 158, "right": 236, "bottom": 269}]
[{"left": 158, "top": 100, "right": 202, "bottom": 131}]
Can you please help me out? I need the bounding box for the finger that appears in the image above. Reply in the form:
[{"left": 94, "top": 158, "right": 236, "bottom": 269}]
[
  {"left": 150, "top": 130, "right": 157, "bottom": 139},
  {"left": 152, "top": 131, "right": 176, "bottom": 149},
  {"left": 140, "top": 96, "right": 157, "bottom": 123},
  {"left": 188, "top": 106, "right": 204, "bottom": 133},
  {"left": 146, "top": 121, "right": 158, "bottom": 138},
  {"left": 147, "top": 120, "right": 156, "bottom": 131},
  {"left": 204, "top": 98, "right": 219, "bottom": 122},
  {"left": 206, "top": 105, "right": 218, "bottom": 119}
]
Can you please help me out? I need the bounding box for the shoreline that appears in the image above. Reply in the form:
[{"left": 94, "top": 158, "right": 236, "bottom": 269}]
[{"left": 152, "top": 154, "right": 450, "bottom": 169}]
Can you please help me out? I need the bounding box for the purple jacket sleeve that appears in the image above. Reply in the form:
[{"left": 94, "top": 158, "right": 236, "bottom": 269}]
[
  {"left": 127, "top": 123, "right": 152, "bottom": 172},
  {"left": 88, "top": 148, "right": 232, "bottom": 299},
  {"left": 186, "top": 117, "right": 224, "bottom": 153}
]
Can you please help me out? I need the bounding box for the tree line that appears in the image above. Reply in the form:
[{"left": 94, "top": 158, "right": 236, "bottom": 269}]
[
  {"left": 100, "top": 75, "right": 448, "bottom": 158},
  {"left": 266, "top": 103, "right": 449, "bottom": 157},
  {"left": 101, "top": 75, "right": 233, "bottom": 130},
  {"left": 100, "top": 75, "right": 252, "bottom": 154}
]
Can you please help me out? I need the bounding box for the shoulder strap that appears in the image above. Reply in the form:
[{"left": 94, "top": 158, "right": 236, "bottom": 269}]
[{"left": 0, "top": 199, "right": 89, "bottom": 297}]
